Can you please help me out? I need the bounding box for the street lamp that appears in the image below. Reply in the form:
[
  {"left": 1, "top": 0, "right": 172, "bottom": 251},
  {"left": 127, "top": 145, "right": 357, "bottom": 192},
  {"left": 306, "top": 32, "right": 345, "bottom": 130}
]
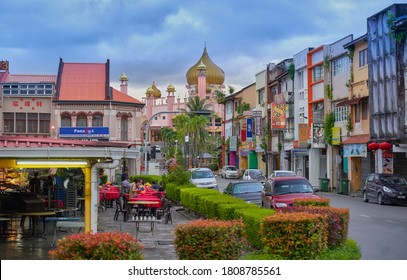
[{"left": 143, "top": 110, "right": 211, "bottom": 174}]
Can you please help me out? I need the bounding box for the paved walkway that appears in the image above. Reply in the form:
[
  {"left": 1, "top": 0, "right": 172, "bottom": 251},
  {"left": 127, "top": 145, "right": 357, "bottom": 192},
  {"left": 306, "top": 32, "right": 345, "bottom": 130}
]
[{"left": 0, "top": 203, "right": 195, "bottom": 260}]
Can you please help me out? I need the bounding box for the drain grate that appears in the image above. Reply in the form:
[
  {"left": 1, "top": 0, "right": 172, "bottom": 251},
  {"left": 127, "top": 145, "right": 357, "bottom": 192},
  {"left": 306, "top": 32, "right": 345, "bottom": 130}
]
[{"left": 156, "top": 240, "right": 173, "bottom": 245}]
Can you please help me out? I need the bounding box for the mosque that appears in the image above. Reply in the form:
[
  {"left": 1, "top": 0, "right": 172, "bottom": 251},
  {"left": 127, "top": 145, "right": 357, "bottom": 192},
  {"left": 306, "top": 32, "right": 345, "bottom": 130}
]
[{"left": 129, "top": 46, "right": 226, "bottom": 154}]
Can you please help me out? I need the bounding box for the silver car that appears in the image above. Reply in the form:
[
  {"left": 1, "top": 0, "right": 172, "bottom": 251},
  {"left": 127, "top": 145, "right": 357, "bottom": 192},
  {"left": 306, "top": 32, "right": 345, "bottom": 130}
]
[
  {"left": 189, "top": 168, "right": 218, "bottom": 189},
  {"left": 220, "top": 165, "right": 239, "bottom": 179}
]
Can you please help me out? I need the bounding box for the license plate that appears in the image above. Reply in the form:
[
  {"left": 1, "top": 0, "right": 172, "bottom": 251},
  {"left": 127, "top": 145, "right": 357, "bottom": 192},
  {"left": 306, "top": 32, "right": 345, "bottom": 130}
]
[{"left": 397, "top": 196, "right": 406, "bottom": 199}]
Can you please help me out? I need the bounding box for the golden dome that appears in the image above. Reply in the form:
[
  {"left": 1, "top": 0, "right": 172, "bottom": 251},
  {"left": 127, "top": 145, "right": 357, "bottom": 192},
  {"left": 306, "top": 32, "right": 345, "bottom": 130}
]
[
  {"left": 120, "top": 72, "right": 128, "bottom": 81},
  {"left": 186, "top": 47, "right": 225, "bottom": 86},
  {"left": 146, "top": 86, "right": 154, "bottom": 97},
  {"left": 150, "top": 81, "right": 161, "bottom": 98},
  {"left": 167, "top": 83, "right": 176, "bottom": 93}
]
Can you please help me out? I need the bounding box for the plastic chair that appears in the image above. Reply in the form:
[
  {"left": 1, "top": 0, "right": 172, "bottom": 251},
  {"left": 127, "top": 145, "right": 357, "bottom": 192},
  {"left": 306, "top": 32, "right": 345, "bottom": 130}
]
[
  {"left": 113, "top": 196, "right": 128, "bottom": 221},
  {"left": 156, "top": 198, "right": 173, "bottom": 224}
]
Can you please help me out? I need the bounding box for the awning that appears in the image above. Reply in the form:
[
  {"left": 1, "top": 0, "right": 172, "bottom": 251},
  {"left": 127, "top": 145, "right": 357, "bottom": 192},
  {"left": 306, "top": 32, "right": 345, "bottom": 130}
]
[
  {"left": 336, "top": 96, "right": 368, "bottom": 107},
  {"left": 341, "top": 134, "right": 370, "bottom": 144}
]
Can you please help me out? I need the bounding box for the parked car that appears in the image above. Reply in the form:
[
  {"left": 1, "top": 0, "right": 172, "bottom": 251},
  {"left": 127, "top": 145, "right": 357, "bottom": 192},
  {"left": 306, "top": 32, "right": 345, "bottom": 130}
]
[
  {"left": 189, "top": 168, "right": 218, "bottom": 190},
  {"left": 220, "top": 165, "right": 239, "bottom": 179},
  {"left": 261, "top": 176, "right": 322, "bottom": 209},
  {"left": 223, "top": 180, "right": 263, "bottom": 206},
  {"left": 270, "top": 170, "right": 296, "bottom": 177},
  {"left": 242, "top": 169, "right": 266, "bottom": 184},
  {"left": 362, "top": 173, "right": 407, "bottom": 205}
]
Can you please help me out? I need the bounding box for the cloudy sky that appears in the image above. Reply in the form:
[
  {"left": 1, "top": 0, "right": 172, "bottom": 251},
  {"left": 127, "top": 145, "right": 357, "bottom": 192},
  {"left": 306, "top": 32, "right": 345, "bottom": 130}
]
[{"left": 1, "top": 0, "right": 397, "bottom": 101}]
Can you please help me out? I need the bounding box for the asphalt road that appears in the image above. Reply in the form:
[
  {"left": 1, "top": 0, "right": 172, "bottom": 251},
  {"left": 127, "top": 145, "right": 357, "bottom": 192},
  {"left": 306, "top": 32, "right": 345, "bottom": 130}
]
[{"left": 216, "top": 176, "right": 407, "bottom": 260}]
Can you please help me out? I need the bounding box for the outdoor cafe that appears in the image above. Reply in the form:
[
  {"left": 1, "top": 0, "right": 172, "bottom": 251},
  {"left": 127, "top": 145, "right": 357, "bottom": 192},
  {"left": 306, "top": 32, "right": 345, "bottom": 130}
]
[{"left": 0, "top": 136, "right": 138, "bottom": 240}]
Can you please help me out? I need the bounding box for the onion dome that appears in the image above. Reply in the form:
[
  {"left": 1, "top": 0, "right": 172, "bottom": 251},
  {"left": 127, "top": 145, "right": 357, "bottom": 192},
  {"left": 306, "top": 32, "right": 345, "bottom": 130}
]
[
  {"left": 197, "top": 59, "right": 206, "bottom": 71},
  {"left": 120, "top": 72, "right": 128, "bottom": 81},
  {"left": 166, "top": 83, "right": 176, "bottom": 93},
  {"left": 186, "top": 46, "right": 225, "bottom": 85},
  {"left": 146, "top": 85, "right": 154, "bottom": 97},
  {"left": 150, "top": 81, "right": 161, "bottom": 98}
]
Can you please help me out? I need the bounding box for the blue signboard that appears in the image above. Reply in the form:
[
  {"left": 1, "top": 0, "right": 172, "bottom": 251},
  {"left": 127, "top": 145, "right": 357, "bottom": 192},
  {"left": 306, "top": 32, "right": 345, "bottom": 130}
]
[
  {"left": 246, "top": 118, "right": 253, "bottom": 141},
  {"left": 59, "top": 127, "right": 110, "bottom": 138}
]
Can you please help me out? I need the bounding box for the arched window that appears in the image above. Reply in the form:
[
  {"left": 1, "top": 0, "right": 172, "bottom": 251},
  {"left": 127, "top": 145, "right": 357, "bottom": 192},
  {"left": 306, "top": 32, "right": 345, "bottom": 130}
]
[
  {"left": 77, "top": 114, "right": 87, "bottom": 127},
  {"left": 92, "top": 113, "right": 103, "bottom": 127},
  {"left": 121, "top": 115, "right": 128, "bottom": 141},
  {"left": 61, "top": 113, "right": 72, "bottom": 127}
]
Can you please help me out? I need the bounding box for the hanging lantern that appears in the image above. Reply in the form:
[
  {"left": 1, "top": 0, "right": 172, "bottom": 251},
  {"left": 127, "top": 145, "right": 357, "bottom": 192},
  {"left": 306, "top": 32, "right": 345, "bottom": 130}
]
[
  {"left": 368, "top": 142, "right": 379, "bottom": 151},
  {"left": 379, "top": 142, "right": 392, "bottom": 150}
]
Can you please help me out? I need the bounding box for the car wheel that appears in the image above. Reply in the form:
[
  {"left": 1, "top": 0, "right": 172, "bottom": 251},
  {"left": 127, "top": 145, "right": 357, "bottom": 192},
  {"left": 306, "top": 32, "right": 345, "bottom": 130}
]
[
  {"left": 363, "top": 191, "right": 369, "bottom": 203},
  {"left": 378, "top": 193, "right": 384, "bottom": 205}
]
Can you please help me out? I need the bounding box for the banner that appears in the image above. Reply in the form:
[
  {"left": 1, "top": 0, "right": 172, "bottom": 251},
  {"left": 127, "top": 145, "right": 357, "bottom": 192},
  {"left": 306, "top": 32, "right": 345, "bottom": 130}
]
[
  {"left": 271, "top": 102, "right": 286, "bottom": 129},
  {"left": 253, "top": 110, "right": 262, "bottom": 136},
  {"left": 246, "top": 118, "right": 253, "bottom": 142},
  {"left": 332, "top": 127, "right": 341, "bottom": 145}
]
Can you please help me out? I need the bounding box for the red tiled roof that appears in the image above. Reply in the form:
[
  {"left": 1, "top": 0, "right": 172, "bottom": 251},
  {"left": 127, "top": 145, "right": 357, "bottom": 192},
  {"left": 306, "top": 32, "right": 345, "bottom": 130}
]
[
  {"left": 0, "top": 136, "right": 130, "bottom": 148},
  {"left": 341, "top": 134, "right": 370, "bottom": 144},
  {"left": 58, "top": 62, "right": 107, "bottom": 101},
  {"left": 112, "top": 87, "right": 143, "bottom": 104},
  {"left": 5, "top": 74, "right": 56, "bottom": 83}
]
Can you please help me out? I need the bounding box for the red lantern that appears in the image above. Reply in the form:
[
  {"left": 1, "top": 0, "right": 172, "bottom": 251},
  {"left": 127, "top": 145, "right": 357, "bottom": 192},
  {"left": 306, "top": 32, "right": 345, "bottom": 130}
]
[
  {"left": 368, "top": 142, "right": 379, "bottom": 151},
  {"left": 379, "top": 142, "right": 392, "bottom": 150}
]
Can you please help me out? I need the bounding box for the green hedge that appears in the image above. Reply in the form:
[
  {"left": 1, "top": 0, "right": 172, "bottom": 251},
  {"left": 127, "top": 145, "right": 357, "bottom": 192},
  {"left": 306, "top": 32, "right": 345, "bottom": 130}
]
[{"left": 180, "top": 188, "right": 220, "bottom": 212}]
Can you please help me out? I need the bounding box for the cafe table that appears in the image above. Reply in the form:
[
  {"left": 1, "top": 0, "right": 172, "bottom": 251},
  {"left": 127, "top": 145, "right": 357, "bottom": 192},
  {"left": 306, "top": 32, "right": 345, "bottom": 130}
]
[
  {"left": 126, "top": 200, "right": 162, "bottom": 247},
  {"left": 17, "top": 210, "right": 56, "bottom": 238}
]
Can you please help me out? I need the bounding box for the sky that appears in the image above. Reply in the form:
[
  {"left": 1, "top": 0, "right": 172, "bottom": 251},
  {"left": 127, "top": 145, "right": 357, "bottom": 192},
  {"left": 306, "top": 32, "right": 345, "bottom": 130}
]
[{"left": 0, "top": 0, "right": 398, "bottom": 102}]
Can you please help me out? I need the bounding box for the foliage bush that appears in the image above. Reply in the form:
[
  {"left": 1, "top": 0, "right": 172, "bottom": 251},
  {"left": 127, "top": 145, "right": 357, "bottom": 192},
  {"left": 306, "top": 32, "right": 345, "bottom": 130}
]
[
  {"left": 49, "top": 232, "right": 144, "bottom": 260},
  {"left": 180, "top": 188, "right": 220, "bottom": 212},
  {"left": 235, "top": 208, "right": 275, "bottom": 249},
  {"left": 317, "top": 239, "right": 361, "bottom": 260},
  {"left": 289, "top": 205, "right": 349, "bottom": 247},
  {"left": 174, "top": 219, "right": 248, "bottom": 260},
  {"left": 260, "top": 212, "right": 328, "bottom": 260},
  {"left": 200, "top": 194, "right": 245, "bottom": 218},
  {"left": 293, "top": 197, "right": 330, "bottom": 207},
  {"left": 217, "top": 202, "right": 259, "bottom": 221}
]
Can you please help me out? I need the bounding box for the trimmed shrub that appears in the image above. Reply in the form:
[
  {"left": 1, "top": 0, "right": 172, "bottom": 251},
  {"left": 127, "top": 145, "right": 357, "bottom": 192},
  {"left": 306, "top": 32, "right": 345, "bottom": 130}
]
[
  {"left": 289, "top": 205, "right": 349, "bottom": 247},
  {"left": 293, "top": 197, "right": 330, "bottom": 207},
  {"left": 200, "top": 194, "right": 244, "bottom": 218},
  {"left": 180, "top": 188, "right": 220, "bottom": 212},
  {"left": 235, "top": 208, "right": 275, "bottom": 249},
  {"left": 317, "top": 239, "right": 361, "bottom": 260},
  {"left": 49, "top": 232, "right": 144, "bottom": 260},
  {"left": 217, "top": 202, "right": 259, "bottom": 221},
  {"left": 174, "top": 219, "right": 248, "bottom": 260},
  {"left": 260, "top": 212, "right": 328, "bottom": 259}
]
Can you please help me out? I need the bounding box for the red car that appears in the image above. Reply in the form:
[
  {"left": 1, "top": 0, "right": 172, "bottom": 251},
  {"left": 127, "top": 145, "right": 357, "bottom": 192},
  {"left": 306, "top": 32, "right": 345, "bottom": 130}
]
[{"left": 261, "top": 176, "right": 322, "bottom": 209}]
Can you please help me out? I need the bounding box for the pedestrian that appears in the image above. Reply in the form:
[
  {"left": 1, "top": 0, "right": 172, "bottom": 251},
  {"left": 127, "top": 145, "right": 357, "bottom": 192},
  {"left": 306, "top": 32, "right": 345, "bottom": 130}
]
[{"left": 28, "top": 171, "right": 41, "bottom": 195}]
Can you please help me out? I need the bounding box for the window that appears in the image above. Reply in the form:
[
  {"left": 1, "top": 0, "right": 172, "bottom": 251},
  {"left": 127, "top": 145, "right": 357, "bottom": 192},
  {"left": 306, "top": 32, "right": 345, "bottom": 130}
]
[
  {"left": 333, "top": 56, "right": 349, "bottom": 76},
  {"left": 27, "top": 113, "right": 38, "bottom": 133},
  {"left": 355, "top": 103, "right": 361, "bottom": 123},
  {"left": 16, "top": 113, "right": 26, "bottom": 133},
  {"left": 361, "top": 99, "right": 368, "bottom": 120},
  {"left": 39, "top": 113, "right": 50, "bottom": 133},
  {"left": 312, "top": 103, "right": 324, "bottom": 123},
  {"left": 359, "top": 49, "right": 368, "bottom": 67},
  {"left": 298, "top": 70, "right": 304, "bottom": 89},
  {"left": 3, "top": 112, "right": 50, "bottom": 134},
  {"left": 215, "top": 117, "right": 222, "bottom": 126},
  {"left": 61, "top": 114, "right": 72, "bottom": 127},
  {"left": 121, "top": 115, "right": 128, "bottom": 141},
  {"left": 76, "top": 114, "right": 87, "bottom": 127},
  {"left": 312, "top": 65, "right": 323, "bottom": 82},
  {"left": 92, "top": 114, "right": 103, "bottom": 127},
  {"left": 4, "top": 113, "right": 14, "bottom": 133},
  {"left": 334, "top": 105, "right": 350, "bottom": 122}
]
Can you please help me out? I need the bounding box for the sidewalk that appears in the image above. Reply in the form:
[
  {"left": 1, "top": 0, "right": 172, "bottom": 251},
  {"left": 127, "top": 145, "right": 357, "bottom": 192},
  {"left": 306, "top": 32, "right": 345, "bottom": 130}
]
[{"left": 0, "top": 204, "right": 195, "bottom": 260}]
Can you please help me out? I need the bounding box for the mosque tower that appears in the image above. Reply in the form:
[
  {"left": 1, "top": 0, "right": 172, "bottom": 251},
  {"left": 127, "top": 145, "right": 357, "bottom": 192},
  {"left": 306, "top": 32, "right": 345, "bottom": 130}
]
[
  {"left": 166, "top": 83, "right": 176, "bottom": 127},
  {"left": 120, "top": 72, "right": 128, "bottom": 94}
]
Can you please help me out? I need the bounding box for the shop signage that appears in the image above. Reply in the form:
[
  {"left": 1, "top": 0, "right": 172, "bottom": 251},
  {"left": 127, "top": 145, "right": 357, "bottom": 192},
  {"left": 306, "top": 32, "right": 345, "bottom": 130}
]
[
  {"left": 246, "top": 118, "right": 253, "bottom": 142},
  {"left": 343, "top": 144, "right": 367, "bottom": 157},
  {"left": 253, "top": 110, "right": 262, "bottom": 136},
  {"left": 59, "top": 127, "right": 110, "bottom": 138},
  {"left": 332, "top": 127, "right": 341, "bottom": 145}
]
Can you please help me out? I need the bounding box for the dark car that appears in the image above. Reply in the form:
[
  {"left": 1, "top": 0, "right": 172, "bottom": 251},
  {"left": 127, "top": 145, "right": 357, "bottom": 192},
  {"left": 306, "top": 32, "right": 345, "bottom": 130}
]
[
  {"left": 362, "top": 173, "right": 407, "bottom": 205},
  {"left": 223, "top": 180, "right": 263, "bottom": 206},
  {"left": 261, "top": 176, "right": 322, "bottom": 209}
]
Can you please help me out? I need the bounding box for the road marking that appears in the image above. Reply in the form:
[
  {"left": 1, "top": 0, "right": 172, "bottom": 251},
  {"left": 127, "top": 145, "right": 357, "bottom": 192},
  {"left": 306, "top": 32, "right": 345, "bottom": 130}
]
[{"left": 359, "top": 214, "right": 370, "bottom": 218}]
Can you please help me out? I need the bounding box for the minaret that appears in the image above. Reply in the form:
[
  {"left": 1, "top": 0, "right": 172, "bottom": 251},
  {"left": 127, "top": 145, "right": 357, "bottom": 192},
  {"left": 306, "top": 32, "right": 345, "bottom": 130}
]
[
  {"left": 166, "top": 83, "right": 176, "bottom": 127},
  {"left": 197, "top": 59, "right": 207, "bottom": 100},
  {"left": 145, "top": 85, "right": 154, "bottom": 121},
  {"left": 120, "top": 72, "right": 128, "bottom": 94}
]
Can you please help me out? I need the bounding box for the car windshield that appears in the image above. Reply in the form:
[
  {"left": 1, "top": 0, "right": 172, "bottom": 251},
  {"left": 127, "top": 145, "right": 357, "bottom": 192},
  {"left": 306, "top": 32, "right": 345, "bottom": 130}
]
[
  {"left": 380, "top": 175, "right": 407, "bottom": 186},
  {"left": 234, "top": 183, "right": 263, "bottom": 194},
  {"left": 225, "top": 166, "right": 237, "bottom": 171},
  {"left": 191, "top": 170, "right": 214, "bottom": 179},
  {"left": 249, "top": 170, "right": 263, "bottom": 178},
  {"left": 273, "top": 179, "right": 313, "bottom": 195}
]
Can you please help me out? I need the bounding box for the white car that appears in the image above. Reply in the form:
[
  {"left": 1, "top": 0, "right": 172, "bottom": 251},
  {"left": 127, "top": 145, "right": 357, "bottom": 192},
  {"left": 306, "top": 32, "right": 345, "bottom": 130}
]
[
  {"left": 243, "top": 169, "right": 266, "bottom": 184},
  {"left": 189, "top": 168, "right": 218, "bottom": 189},
  {"left": 220, "top": 165, "right": 239, "bottom": 179}
]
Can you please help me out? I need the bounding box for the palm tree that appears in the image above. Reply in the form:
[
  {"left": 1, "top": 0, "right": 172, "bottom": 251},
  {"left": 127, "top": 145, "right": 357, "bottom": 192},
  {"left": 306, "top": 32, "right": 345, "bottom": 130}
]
[{"left": 181, "top": 96, "right": 212, "bottom": 116}]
